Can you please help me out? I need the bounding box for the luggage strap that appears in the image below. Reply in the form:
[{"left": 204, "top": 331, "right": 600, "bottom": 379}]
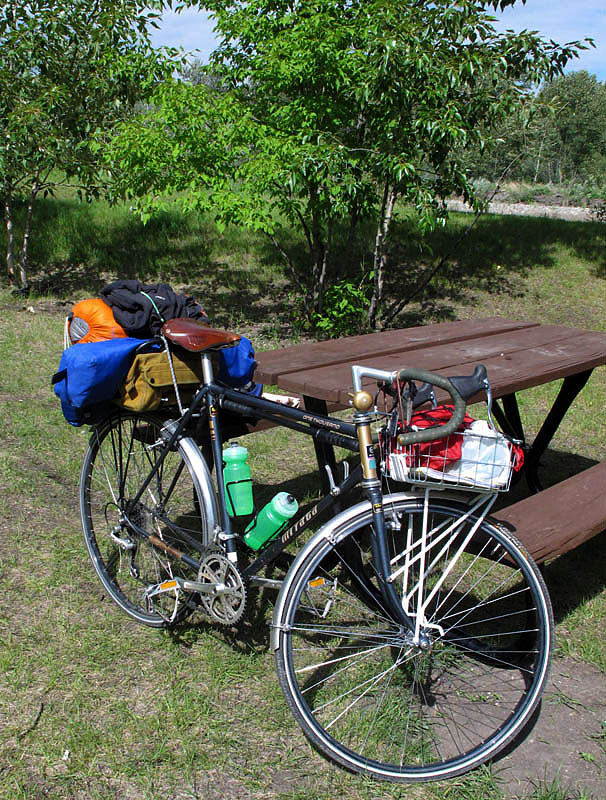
[
  {"left": 140, "top": 291, "right": 165, "bottom": 323},
  {"left": 51, "top": 369, "right": 67, "bottom": 385}
]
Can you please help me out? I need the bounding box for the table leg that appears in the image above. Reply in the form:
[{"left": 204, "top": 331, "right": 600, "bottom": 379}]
[
  {"left": 303, "top": 395, "right": 340, "bottom": 498},
  {"left": 524, "top": 369, "right": 593, "bottom": 492},
  {"left": 491, "top": 370, "right": 593, "bottom": 493}
]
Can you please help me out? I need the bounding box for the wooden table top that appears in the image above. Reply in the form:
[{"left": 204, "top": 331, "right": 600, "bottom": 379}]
[{"left": 255, "top": 318, "right": 606, "bottom": 406}]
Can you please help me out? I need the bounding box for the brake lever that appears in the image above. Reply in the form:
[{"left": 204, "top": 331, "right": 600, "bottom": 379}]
[{"left": 411, "top": 381, "right": 436, "bottom": 409}]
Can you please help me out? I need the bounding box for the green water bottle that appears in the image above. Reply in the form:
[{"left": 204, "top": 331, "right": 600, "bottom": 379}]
[
  {"left": 244, "top": 492, "right": 299, "bottom": 551},
  {"left": 223, "top": 442, "right": 254, "bottom": 517}
]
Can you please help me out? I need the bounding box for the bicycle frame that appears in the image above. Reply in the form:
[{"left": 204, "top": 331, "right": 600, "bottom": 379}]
[
  {"left": 119, "top": 348, "right": 479, "bottom": 638},
  {"left": 81, "top": 336, "right": 554, "bottom": 782},
  {"left": 120, "top": 354, "right": 363, "bottom": 564}
]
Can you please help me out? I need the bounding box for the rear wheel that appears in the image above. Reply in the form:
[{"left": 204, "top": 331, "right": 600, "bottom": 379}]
[
  {"left": 80, "top": 411, "right": 217, "bottom": 626},
  {"left": 274, "top": 494, "right": 553, "bottom": 782}
]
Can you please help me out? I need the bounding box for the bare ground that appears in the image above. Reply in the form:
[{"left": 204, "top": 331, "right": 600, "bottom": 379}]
[
  {"left": 495, "top": 657, "right": 606, "bottom": 798},
  {"left": 446, "top": 199, "right": 596, "bottom": 222}
]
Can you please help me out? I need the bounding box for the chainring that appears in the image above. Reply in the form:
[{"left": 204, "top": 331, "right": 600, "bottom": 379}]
[{"left": 197, "top": 552, "right": 246, "bottom": 625}]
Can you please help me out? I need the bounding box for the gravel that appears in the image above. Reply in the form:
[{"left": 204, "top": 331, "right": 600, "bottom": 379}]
[{"left": 446, "top": 199, "right": 596, "bottom": 222}]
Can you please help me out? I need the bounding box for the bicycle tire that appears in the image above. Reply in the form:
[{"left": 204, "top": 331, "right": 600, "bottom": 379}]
[
  {"left": 80, "top": 411, "right": 218, "bottom": 627},
  {"left": 273, "top": 492, "right": 553, "bottom": 782}
]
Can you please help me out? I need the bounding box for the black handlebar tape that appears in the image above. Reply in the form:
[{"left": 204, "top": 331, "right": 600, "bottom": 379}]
[
  {"left": 396, "top": 367, "right": 466, "bottom": 446},
  {"left": 448, "top": 364, "right": 488, "bottom": 401}
]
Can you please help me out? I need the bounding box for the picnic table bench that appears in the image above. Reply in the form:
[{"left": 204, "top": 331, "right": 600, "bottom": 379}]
[
  {"left": 252, "top": 317, "right": 606, "bottom": 564},
  {"left": 494, "top": 460, "right": 605, "bottom": 563}
]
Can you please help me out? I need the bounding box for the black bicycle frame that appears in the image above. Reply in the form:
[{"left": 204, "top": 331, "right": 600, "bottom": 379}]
[
  {"left": 119, "top": 376, "right": 416, "bottom": 633},
  {"left": 216, "top": 385, "right": 415, "bottom": 631},
  {"left": 122, "top": 378, "right": 359, "bottom": 551}
]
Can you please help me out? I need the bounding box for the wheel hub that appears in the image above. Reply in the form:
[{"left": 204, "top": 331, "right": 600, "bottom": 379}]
[{"left": 392, "top": 626, "right": 434, "bottom": 652}]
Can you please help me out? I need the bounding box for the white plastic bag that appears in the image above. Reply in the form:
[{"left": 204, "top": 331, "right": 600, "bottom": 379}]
[{"left": 443, "top": 420, "right": 511, "bottom": 488}]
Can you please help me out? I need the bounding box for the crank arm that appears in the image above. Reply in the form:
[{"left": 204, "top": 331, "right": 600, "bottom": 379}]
[
  {"left": 249, "top": 576, "right": 283, "bottom": 590},
  {"left": 182, "top": 578, "right": 242, "bottom": 597},
  {"left": 146, "top": 577, "right": 242, "bottom": 598}
]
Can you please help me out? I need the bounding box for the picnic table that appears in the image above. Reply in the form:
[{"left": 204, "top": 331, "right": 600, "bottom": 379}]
[{"left": 254, "top": 317, "right": 606, "bottom": 563}]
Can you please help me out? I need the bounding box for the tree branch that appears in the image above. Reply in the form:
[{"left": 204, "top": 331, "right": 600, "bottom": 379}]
[
  {"left": 382, "top": 155, "right": 523, "bottom": 327},
  {"left": 265, "top": 232, "right": 311, "bottom": 318}
]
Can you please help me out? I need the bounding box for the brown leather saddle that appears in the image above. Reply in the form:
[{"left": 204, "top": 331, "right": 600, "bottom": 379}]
[{"left": 161, "top": 318, "right": 241, "bottom": 353}]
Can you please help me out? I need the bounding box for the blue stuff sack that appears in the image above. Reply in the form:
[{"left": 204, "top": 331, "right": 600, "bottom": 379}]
[
  {"left": 52, "top": 337, "right": 150, "bottom": 426},
  {"left": 217, "top": 336, "right": 263, "bottom": 396}
]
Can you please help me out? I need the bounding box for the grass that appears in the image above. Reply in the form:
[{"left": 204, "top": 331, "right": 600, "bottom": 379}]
[
  {"left": 0, "top": 200, "right": 605, "bottom": 799},
  {"left": 4, "top": 195, "right": 292, "bottom": 337}
]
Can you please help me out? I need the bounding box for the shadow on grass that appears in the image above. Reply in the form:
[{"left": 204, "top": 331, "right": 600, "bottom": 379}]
[
  {"left": 545, "top": 529, "right": 606, "bottom": 626},
  {"left": 7, "top": 197, "right": 605, "bottom": 335},
  {"left": 493, "top": 448, "right": 605, "bottom": 622},
  {"left": 380, "top": 212, "right": 606, "bottom": 327},
  {"left": 24, "top": 199, "right": 215, "bottom": 293},
  {"left": 18, "top": 198, "right": 298, "bottom": 328}
]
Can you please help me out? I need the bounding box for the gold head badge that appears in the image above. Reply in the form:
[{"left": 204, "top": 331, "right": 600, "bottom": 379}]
[{"left": 352, "top": 390, "right": 373, "bottom": 412}]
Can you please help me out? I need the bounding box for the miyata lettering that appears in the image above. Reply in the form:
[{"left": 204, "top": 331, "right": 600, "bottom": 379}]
[{"left": 281, "top": 507, "right": 318, "bottom": 543}]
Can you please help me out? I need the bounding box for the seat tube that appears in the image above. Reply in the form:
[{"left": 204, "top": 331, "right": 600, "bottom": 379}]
[
  {"left": 201, "top": 352, "right": 214, "bottom": 386},
  {"left": 202, "top": 353, "right": 238, "bottom": 562}
]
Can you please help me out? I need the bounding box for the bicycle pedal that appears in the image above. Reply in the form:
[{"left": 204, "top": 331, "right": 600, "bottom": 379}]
[
  {"left": 304, "top": 577, "right": 338, "bottom": 618},
  {"left": 145, "top": 577, "right": 184, "bottom": 599}
]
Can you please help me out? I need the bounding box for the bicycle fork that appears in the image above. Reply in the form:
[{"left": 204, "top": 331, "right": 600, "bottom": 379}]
[
  {"left": 388, "top": 488, "right": 498, "bottom": 646},
  {"left": 352, "top": 388, "right": 498, "bottom": 648}
]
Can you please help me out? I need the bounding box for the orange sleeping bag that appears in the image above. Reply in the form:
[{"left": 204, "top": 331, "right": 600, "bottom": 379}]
[{"left": 69, "top": 298, "right": 127, "bottom": 344}]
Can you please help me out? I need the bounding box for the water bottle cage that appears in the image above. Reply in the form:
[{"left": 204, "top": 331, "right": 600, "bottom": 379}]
[
  {"left": 243, "top": 513, "right": 291, "bottom": 549},
  {"left": 224, "top": 477, "right": 254, "bottom": 518}
]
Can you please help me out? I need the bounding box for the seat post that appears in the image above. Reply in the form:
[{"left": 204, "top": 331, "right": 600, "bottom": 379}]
[{"left": 201, "top": 352, "right": 214, "bottom": 386}]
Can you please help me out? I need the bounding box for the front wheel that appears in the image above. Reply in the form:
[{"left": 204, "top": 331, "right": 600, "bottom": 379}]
[{"left": 273, "top": 493, "right": 553, "bottom": 782}]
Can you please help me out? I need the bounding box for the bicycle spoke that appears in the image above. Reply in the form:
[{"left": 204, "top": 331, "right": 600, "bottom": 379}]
[
  {"left": 81, "top": 412, "right": 213, "bottom": 627},
  {"left": 276, "top": 496, "right": 552, "bottom": 781}
]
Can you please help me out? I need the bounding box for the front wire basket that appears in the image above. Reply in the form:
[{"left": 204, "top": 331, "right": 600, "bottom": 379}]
[{"left": 384, "top": 421, "right": 519, "bottom": 492}]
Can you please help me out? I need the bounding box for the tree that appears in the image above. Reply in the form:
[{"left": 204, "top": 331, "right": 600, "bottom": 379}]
[
  {"left": 538, "top": 71, "right": 606, "bottom": 183},
  {"left": 112, "top": 0, "right": 588, "bottom": 329},
  {"left": 0, "top": 0, "right": 173, "bottom": 289},
  {"left": 462, "top": 71, "right": 606, "bottom": 187}
]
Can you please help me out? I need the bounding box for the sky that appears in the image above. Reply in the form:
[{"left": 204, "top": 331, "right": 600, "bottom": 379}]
[{"left": 150, "top": 1, "right": 605, "bottom": 81}]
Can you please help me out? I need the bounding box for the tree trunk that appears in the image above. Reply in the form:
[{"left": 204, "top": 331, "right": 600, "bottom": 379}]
[
  {"left": 309, "top": 204, "right": 333, "bottom": 316},
  {"left": 18, "top": 183, "right": 37, "bottom": 288},
  {"left": 315, "top": 220, "right": 332, "bottom": 315},
  {"left": 534, "top": 136, "right": 544, "bottom": 184},
  {"left": 3, "top": 192, "right": 16, "bottom": 285},
  {"left": 367, "top": 182, "right": 397, "bottom": 329}
]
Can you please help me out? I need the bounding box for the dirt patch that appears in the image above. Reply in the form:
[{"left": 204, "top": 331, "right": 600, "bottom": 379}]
[
  {"left": 447, "top": 198, "right": 596, "bottom": 222},
  {"left": 0, "top": 298, "right": 73, "bottom": 315},
  {"left": 494, "top": 656, "right": 606, "bottom": 798}
]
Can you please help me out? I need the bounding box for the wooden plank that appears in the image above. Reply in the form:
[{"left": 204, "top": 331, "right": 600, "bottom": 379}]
[
  {"left": 462, "top": 334, "right": 606, "bottom": 397},
  {"left": 255, "top": 318, "right": 540, "bottom": 384},
  {"left": 262, "top": 327, "right": 606, "bottom": 405},
  {"left": 494, "top": 462, "right": 606, "bottom": 563}
]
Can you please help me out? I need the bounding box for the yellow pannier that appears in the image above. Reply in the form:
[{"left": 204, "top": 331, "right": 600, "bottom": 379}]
[{"left": 116, "top": 350, "right": 208, "bottom": 411}]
